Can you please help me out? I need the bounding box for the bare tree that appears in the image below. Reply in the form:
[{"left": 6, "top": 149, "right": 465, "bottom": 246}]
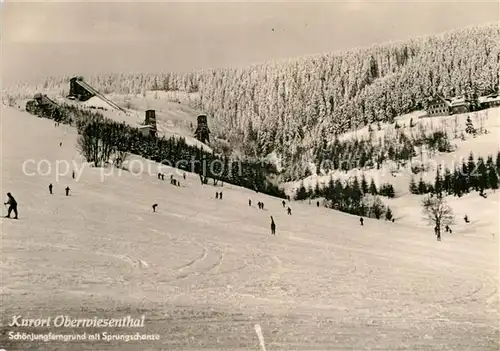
[
  {"left": 6, "top": 94, "right": 16, "bottom": 107},
  {"left": 76, "top": 130, "right": 99, "bottom": 166},
  {"left": 421, "top": 194, "right": 454, "bottom": 241},
  {"left": 76, "top": 121, "right": 115, "bottom": 167},
  {"left": 478, "top": 111, "right": 487, "bottom": 135}
]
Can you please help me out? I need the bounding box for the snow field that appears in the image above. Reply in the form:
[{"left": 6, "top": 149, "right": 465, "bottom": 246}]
[{"left": 0, "top": 106, "right": 498, "bottom": 350}]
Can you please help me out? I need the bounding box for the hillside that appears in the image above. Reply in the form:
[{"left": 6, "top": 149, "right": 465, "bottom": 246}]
[
  {"left": 284, "top": 106, "right": 500, "bottom": 233},
  {"left": 1, "top": 105, "right": 499, "bottom": 350},
  {"left": 12, "top": 89, "right": 214, "bottom": 154},
  {"left": 4, "top": 24, "right": 499, "bottom": 180}
]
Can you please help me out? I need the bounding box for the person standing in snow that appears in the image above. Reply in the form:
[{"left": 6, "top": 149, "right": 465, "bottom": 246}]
[
  {"left": 270, "top": 216, "right": 276, "bottom": 235},
  {"left": 49, "top": 183, "right": 53, "bottom": 195},
  {"left": 219, "top": 192, "right": 223, "bottom": 200},
  {"left": 215, "top": 192, "right": 219, "bottom": 199},
  {"left": 65, "top": 186, "right": 70, "bottom": 196},
  {"left": 72, "top": 171, "right": 75, "bottom": 179},
  {"left": 183, "top": 172, "right": 186, "bottom": 180},
  {"left": 282, "top": 200, "right": 286, "bottom": 208},
  {"left": 287, "top": 207, "right": 292, "bottom": 215},
  {"left": 249, "top": 199, "right": 252, "bottom": 206},
  {"left": 360, "top": 217, "right": 364, "bottom": 226},
  {"left": 152, "top": 204, "right": 158, "bottom": 212},
  {"left": 4, "top": 193, "right": 18, "bottom": 219},
  {"left": 317, "top": 201, "right": 320, "bottom": 207}
]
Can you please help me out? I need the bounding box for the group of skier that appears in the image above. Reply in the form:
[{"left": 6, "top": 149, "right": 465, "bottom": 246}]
[
  {"left": 48, "top": 183, "right": 71, "bottom": 196},
  {"left": 246, "top": 197, "right": 294, "bottom": 235},
  {"left": 157, "top": 172, "right": 184, "bottom": 187},
  {"left": 4, "top": 182, "right": 74, "bottom": 220}
]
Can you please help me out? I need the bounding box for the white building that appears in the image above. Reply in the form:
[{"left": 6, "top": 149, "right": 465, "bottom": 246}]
[{"left": 138, "top": 125, "right": 155, "bottom": 137}]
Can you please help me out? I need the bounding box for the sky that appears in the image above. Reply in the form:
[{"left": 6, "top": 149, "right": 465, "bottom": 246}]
[{"left": 1, "top": 0, "right": 499, "bottom": 87}]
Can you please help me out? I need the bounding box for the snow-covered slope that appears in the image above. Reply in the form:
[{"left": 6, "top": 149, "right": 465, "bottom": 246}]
[
  {"left": 16, "top": 88, "right": 213, "bottom": 153},
  {"left": 285, "top": 107, "right": 500, "bottom": 233},
  {"left": 1, "top": 106, "right": 498, "bottom": 350}
]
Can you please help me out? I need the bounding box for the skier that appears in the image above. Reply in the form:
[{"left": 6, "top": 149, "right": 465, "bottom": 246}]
[
  {"left": 59, "top": 142, "right": 62, "bottom": 147},
  {"left": 157, "top": 173, "right": 161, "bottom": 180},
  {"left": 261, "top": 202, "right": 264, "bottom": 210},
  {"left": 49, "top": 183, "right": 53, "bottom": 195},
  {"left": 270, "top": 216, "right": 276, "bottom": 235},
  {"left": 287, "top": 207, "right": 292, "bottom": 215},
  {"left": 360, "top": 217, "right": 364, "bottom": 226},
  {"left": 219, "top": 192, "right": 223, "bottom": 200},
  {"left": 152, "top": 204, "right": 158, "bottom": 212},
  {"left": 4, "top": 193, "right": 18, "bottom": 219},
  {"left": 65, "top": 186, "right": 70, "bottom": 196},
  {"left": 161, "top": 173, "right": 165, "bottom": 181},
  {"left": 216, "top": 192, "right": 219, "bottom": 199},
  {"left": 317, "top": 201, "right": 320, "bottom": 207},
  {"left": 257, "top": 202, "right": 261, "bottom": 209},
  {"left": 72, "top": 171, "right": 75, "bottom": 179},
  {"left": 282, "top": 200, "right": 286, "bottom": 208},
  {"left": 249, "top": 199, "right": 252, "bottom": 206},
  {"left": 464, "top": 215, "right": 469, "bottom": 223},
  {"left": 183, "top": 173, "right": 186, "bottom": 180}
]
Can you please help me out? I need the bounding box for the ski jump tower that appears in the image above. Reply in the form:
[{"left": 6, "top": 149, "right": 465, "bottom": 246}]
[
  {"left": 67, "top": 77, "right": 126, "bottom": 113},
  {"left": 143, "top": 109, "right": 157, "bottom": 138},
  {"left": 194, "top": 114, "right": 210, "bottom": 144}
]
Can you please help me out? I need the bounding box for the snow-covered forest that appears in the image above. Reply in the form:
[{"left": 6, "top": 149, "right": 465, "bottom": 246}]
[{"left": 7, "top": 24, "right": 500, "bottom": 180}]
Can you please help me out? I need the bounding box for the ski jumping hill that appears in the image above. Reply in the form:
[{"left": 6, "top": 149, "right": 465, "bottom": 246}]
[
  {"left": 62, "top": 88, "right": 213, "bottom": 153},
  {"left": 9, "top": 81, "right": 213, "bottom": 153},
  {"left": 1, "top": 105, "right": 498, "bottom": 350}
]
